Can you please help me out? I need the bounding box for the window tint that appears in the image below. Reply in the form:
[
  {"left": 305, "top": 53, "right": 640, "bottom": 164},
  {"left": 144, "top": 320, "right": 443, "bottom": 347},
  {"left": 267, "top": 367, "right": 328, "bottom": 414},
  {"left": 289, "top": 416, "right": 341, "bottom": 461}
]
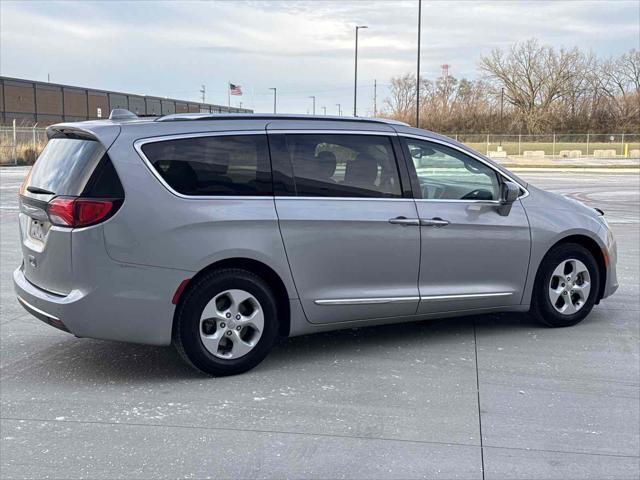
[
  {"left": 142, "top": 135, "right": 272, "bottom": 196},
  {"left": 405, "top": 139, "right": 500, "bottom": 201},
  {"left": 26, "top": 138, "right": 106, "bottom": 196},
  {"left": 282, "top": 134, "right": 402, "bottom": 198},
  {"left": 85, "top": 157, "right": 125, "bottom": 198}
]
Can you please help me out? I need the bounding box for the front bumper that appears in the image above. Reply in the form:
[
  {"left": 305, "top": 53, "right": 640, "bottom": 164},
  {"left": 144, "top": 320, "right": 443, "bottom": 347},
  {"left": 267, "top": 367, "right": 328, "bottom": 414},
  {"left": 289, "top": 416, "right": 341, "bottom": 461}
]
[{"left": 602, "top": 229, "right": 619, "bottom": 299}]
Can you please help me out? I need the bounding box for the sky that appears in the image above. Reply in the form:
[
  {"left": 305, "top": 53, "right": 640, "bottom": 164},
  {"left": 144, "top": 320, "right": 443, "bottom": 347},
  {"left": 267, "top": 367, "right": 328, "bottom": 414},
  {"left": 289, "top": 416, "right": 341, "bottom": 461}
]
[{"left": 1, "top": 0, "right": 638, "bottom": 116}]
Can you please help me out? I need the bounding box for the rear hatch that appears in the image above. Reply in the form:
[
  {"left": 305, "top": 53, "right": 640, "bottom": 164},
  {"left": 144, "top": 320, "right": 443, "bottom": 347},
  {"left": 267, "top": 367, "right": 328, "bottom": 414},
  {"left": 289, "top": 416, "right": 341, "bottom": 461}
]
[{"left": 18, "top": 132, "right": 123, "bottom": 295}]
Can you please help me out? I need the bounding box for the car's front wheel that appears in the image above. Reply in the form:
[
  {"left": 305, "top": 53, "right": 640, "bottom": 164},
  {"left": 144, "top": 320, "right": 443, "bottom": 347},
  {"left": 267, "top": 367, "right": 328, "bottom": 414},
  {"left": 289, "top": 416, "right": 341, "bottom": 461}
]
[
  {"left": 532, "top": 243, "right": 600, "bottom": 327},
  {"left": 174, "top": 268, "right": 279, "bottom": 376}
]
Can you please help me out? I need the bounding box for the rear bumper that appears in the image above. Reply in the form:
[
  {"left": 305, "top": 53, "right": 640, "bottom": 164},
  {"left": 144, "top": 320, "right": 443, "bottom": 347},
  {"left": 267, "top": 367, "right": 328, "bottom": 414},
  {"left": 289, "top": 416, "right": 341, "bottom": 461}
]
[
  {"left": 17, "top": 294, "right": 70, "bottom": 333},
  {"left": 13, "top": 262, "right": 190, "bottom": 346}
]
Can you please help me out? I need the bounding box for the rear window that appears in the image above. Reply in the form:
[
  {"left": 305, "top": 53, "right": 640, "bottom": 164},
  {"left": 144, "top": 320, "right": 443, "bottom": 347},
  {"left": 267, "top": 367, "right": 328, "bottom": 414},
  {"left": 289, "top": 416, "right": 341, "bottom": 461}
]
[
  {"left": 141, "top": 134, "right": 272, "bottom": 196},
  {"left": 26, "top": 138, "right": 106, "bottom": 196}
]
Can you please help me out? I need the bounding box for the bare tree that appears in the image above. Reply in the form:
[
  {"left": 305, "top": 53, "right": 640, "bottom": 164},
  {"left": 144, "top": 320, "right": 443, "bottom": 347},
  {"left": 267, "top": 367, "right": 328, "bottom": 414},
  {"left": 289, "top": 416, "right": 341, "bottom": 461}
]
[
  {"left": 479, "top": 39, "right": 589, "bottom": 133},
  {"left": 384, "top": 41, "right": 639, "bottom": 134},
  {"left": 384, "top": 74, "right": 416, "bottom": 125}
]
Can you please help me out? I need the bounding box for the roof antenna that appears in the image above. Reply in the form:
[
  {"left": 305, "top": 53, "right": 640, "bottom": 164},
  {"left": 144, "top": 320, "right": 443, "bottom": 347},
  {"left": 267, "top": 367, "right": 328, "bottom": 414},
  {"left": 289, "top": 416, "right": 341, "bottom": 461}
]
[{"left": 109, "top": 109, "right": 138, "bottom": 121}]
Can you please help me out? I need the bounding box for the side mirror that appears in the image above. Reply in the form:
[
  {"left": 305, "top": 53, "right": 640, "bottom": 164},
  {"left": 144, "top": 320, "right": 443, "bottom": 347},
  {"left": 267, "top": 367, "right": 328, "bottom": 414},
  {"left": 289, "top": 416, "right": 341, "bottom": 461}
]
[{"left": 497, "top": 181, "right": 520, "bottom": 216}]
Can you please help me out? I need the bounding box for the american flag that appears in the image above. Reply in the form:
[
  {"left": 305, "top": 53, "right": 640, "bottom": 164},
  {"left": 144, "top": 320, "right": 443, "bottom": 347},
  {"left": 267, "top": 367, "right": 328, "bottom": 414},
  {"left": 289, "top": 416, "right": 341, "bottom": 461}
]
[{"left": 229, "top": 83, "right": 243, "bottom": 96}]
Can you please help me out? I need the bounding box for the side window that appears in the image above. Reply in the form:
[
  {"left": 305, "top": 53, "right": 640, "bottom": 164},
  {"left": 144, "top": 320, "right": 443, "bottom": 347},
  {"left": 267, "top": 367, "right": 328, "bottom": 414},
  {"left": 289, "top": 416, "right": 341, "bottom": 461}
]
[
  {"left": 405, "top": 139, "right": 501, "bottom": 201},
  {"left": 282, "top": 134, "right": 402, "bottom": 198},
  {"left": 141, "top": 135, "right": 272, "bottom": 196}
]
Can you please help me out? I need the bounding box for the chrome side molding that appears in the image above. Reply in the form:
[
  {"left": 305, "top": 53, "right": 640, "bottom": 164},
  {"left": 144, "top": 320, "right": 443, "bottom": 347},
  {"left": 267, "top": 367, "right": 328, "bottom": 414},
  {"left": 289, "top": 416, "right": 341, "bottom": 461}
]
[
  {"left": 420, "top": 292, "right": 513, "bottom": 301},
  {"left": 315, "top": 292, "right": 513, "bottom": 306},
  {"left": 315, "top": 296, "right": 420, "bottom": 306}
]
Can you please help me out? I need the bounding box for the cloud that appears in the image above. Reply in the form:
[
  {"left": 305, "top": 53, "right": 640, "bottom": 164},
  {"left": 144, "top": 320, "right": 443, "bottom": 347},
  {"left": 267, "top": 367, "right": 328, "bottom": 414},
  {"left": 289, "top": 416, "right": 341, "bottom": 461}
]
[{"left": 1, "top": 0, "right": 638, "bottom": 115}]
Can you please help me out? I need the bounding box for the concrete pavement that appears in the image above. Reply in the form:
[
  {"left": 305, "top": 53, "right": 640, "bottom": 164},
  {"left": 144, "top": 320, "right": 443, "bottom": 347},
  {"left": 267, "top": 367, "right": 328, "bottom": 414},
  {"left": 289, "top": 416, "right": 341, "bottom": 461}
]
[{"left": 0, "top": 167, "right": 638, "bottom": 479}]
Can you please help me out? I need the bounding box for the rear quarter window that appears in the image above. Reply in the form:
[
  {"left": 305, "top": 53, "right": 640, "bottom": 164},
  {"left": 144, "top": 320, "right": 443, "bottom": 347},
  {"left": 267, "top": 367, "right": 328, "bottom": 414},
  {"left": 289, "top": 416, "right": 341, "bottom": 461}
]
[{"left": 141, "top": 134, "right": 272, "bottom": 196}]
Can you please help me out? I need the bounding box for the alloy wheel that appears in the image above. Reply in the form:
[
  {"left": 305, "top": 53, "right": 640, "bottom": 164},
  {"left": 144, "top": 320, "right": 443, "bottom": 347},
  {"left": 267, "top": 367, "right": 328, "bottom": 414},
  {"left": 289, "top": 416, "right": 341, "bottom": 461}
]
[
  {"left": 199, "top": 289, "right": 264, "bottom": 359},
  {"left": 548, "top": 258, "right": 591, "bottom": 315}
]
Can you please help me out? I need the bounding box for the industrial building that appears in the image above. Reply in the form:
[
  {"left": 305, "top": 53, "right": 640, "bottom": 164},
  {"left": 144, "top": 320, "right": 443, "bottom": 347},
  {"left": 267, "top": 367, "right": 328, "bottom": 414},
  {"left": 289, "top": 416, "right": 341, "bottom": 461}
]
[{"left": 0, "top": 76, "right": 251, "bottom": 126}]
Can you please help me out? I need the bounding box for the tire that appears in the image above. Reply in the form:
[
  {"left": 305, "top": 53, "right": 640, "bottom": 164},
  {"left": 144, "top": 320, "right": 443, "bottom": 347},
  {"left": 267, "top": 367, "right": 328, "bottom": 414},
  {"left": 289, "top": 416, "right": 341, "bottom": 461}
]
[
  {"left": 173, "top": 268, "right": 280, "bottom": 376},
  {"left": 531, "top": 243, "right": 600, "bottom": 327}
]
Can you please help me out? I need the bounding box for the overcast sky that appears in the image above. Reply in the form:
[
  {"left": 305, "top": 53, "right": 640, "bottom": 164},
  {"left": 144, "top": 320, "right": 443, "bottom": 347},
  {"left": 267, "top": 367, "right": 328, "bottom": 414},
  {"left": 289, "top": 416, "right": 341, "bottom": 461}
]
[{"left": 1, "top": 0, "right": 638, "bottom": 115}]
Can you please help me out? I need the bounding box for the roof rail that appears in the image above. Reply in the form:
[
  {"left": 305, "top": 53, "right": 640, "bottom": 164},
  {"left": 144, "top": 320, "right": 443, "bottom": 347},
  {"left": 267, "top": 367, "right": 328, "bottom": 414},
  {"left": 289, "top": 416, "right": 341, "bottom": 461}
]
[
  {"left": 109, "top": 109, "right": 138, "bottom": 121},
  {"left": 155, "top": 112, "right": 409, "bottom": 126}
]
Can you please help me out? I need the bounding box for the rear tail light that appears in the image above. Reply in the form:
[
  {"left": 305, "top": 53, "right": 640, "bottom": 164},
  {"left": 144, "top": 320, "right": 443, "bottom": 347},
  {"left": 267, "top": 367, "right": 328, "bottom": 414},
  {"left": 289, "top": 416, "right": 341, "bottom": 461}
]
[
  {"left": 48, "top": 197, "right": 77, "bottom": 226},
  {"left": 48, "top": 197, "right": 119, "bottom": 228},
  {"left": 76, "top": 200, "right": 114, "bottom": 226}
]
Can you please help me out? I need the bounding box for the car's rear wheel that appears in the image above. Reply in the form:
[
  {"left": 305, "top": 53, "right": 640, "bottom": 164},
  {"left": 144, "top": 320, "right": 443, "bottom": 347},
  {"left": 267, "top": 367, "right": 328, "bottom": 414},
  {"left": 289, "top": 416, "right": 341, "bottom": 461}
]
[
  {"left": 174, "top": 268, "right": 279, "bottom": 376},
  {"left": 532, "top": 243, "right": 600, "bottom": 327}
]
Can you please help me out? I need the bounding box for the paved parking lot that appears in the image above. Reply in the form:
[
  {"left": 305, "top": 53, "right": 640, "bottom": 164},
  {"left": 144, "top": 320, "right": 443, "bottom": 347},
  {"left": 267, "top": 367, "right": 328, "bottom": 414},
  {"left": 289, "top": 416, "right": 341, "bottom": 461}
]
[{"left": 1, "top": 167, "right": 638, "bottom": 479}]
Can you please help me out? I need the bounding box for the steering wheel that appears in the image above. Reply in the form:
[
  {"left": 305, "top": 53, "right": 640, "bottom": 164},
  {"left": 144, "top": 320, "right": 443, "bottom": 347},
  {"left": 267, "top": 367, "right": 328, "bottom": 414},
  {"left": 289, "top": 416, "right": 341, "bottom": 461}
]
[{"left": 461, "top": 189, "right": 493, "bottom": 200}]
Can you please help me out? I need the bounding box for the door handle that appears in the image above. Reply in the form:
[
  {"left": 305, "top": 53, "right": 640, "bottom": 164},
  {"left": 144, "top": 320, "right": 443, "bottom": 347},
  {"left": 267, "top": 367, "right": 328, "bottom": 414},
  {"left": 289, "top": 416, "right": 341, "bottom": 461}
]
[
  {"left": 389, "top": 216, "right": 420, "bottom": 226},
  {"left": 420, "top": 217, "right": 450, "bottom": 227}
]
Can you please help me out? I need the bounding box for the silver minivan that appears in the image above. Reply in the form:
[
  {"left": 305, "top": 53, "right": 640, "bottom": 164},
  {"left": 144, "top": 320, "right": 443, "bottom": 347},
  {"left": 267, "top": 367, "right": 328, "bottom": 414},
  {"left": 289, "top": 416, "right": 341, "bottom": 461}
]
[{"left": 14, "top": 111, "right": 618, "bottom": 375}]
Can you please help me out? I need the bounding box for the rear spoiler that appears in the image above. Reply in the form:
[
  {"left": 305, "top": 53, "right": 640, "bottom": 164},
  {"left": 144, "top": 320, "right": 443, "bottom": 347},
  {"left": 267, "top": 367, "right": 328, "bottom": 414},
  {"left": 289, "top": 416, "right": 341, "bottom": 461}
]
[{"left": 46, "top": 123, "right": 122, "bottom": 150}]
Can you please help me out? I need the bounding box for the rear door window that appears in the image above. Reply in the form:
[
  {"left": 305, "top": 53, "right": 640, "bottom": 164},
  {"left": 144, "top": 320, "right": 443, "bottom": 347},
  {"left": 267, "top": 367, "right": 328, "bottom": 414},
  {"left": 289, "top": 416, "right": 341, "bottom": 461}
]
[
  {"left": 141, "top": 134, "right": 272, "bottom": 196},
  {"left": 25, "top": 138, "right": 106, "bottom": 197},
  {"left": 275, "top": 134, "right": 402, "bottom": 198}
]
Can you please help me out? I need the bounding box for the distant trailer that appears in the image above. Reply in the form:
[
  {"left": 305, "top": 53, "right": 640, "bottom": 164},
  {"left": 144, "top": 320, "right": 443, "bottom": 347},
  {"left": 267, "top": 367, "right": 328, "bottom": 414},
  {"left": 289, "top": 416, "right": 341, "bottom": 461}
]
[{"left": 0, "top": 76, "right": 252, "bottom": 126}]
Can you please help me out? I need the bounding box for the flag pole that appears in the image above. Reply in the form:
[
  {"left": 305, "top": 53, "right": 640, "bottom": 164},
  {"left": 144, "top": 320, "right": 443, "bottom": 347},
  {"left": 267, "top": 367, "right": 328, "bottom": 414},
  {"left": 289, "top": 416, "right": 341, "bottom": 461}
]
[{"left": 227, "top": 81, "right": 231, "bottom": 109}]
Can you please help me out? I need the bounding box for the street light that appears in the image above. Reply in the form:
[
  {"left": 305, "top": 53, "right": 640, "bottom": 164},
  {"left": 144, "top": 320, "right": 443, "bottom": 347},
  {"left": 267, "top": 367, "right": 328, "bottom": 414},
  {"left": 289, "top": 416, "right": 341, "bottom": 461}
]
[
  {"left": 336, "top": 103, "right": 342, "bottom": 116},
  {"left": 269, "top": 88, "right": 277, "bottom": 114},
  {"left": 354, "top": 25, "right": 368, "bottom": 117},
  {"left": 309, "top": 96, "right": 316, "bottom": 115}
]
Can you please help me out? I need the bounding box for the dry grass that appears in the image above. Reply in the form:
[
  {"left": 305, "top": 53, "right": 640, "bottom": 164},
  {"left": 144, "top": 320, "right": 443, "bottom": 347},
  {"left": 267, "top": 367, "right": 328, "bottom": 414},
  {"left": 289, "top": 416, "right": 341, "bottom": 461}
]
[{"left": 0, "top": 142, "right": 46, "bottom": 165}]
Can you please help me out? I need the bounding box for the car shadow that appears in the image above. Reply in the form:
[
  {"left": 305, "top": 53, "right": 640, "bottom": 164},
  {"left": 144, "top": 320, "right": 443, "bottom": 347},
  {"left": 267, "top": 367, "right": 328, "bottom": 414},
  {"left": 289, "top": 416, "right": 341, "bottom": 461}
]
[{"left": 3, "top": 312, "right": 540, "bottom": 385}]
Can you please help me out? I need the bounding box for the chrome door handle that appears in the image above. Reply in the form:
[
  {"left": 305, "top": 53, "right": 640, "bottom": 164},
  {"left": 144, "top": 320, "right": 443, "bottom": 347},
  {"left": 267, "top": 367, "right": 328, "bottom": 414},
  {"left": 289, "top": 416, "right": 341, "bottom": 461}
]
[
  {"left": 389, "top": 216, "right": 420, "bottom": 226},
  {"left": 420, "top": 217, "right": 450, "bottom": 227}
]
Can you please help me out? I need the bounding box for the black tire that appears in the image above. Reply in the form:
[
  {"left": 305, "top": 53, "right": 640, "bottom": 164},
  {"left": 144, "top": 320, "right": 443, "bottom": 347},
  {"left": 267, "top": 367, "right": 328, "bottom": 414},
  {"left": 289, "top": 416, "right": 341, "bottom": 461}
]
[
  {"left": 531, "top": 243, "right": 600, "bottom": 327},
  {"left": 173, "top": 268, "right": 279, "bottom": 376}
]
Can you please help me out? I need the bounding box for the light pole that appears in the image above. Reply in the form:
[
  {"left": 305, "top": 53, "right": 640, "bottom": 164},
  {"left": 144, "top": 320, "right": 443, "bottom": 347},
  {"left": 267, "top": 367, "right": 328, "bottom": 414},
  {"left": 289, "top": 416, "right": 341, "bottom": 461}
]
[
  {"left": 336, "top": 103, "right": 342, "bottom": 116},
  {"left": 309, "top": 96, "right": 316, "bottom": 115},
  {"left": 416, "top": 0, "right": 422, "bottom": 128},
  {"left": 269, "top": 88, "right": 277, "bottom": 114},
  {"left": 499, "top": 87, "right": 504, "bottom": 146},
  {"left": 354, "top": 25, "right": 368, "bottom": 117},
  {"left": 322, "top": 106, "right": 327, "bottom": 115}
]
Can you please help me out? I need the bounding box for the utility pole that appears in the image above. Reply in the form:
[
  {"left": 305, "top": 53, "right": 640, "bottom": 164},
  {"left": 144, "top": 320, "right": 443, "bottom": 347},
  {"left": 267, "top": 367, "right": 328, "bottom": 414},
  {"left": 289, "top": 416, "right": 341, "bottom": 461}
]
[
  {"left": 373, "top": 79, "right": 377, "bottom": 117},
  {"left": 322, "top": 106, "right": 327, "bottom": 115},
  {"left": 200, "top": 84, "right": 206, "bottom": 104},
  {"left": 354, "top": 25, "right": 368, "bottom": 117},
  {"left": 336, "top": 103, "right": 342, "bottom": 116},
  {"left": 309, "top": 96, "right": 316, "bottom": 115},
  {"left": 269, "top": 88, "right": 277, "bottom": 113},
  {"left": 416, "top": 0, "right": 422, "bottom": 128}
]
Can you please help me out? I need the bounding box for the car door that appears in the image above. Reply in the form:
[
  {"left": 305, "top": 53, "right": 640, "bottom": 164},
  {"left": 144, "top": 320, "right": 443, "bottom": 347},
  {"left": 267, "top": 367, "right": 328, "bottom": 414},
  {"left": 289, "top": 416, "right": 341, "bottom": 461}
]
[
  {"left": 269, "top": 131, "right": 421, "bottom": 324},
  {"left": 400, "top": 136, "right": 531, "bottom": 315}
]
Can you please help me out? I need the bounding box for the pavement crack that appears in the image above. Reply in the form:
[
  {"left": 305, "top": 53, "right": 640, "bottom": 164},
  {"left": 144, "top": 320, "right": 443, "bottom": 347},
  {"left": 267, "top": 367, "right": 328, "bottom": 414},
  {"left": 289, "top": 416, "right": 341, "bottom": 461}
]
[{"left": 473, "top": 319, "right": 486, "bottom": 480}]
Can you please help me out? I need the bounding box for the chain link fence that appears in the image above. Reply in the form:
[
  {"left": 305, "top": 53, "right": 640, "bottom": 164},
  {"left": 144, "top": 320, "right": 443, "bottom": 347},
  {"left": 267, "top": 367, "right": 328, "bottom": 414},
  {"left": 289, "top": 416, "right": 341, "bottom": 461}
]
[
  {"left": 0, "top": 124, "right": 48, "bottom": 165},
  {"left": 1, "top": 124, "right": 639, "bottom": 165},
  {"left": 450, "top": 133, "right": 640, "bottom": 160}
]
